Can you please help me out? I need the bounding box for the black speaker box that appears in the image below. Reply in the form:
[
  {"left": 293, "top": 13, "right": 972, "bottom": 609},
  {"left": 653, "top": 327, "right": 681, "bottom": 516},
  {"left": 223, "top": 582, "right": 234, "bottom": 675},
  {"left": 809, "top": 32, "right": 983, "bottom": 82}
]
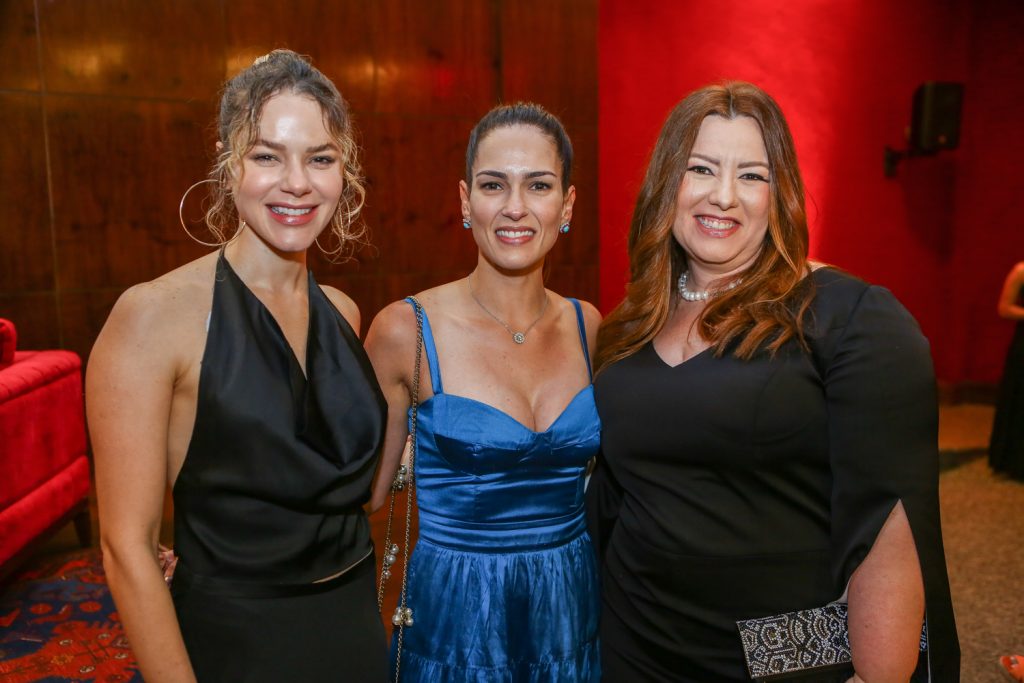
[{"left": 910, "top": 82, "right": 964, "bottom": 153}]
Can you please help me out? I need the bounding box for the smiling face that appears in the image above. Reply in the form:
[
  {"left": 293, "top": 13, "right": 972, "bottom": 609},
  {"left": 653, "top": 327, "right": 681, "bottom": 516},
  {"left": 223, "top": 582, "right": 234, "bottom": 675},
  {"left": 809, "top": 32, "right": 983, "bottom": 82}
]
[
  {"left": 671, "top": 115, "right": 772, "bottom": 285},
  {"left": 460, "top": 124, "right": 575, "bottom": 274},
  {"left": 232, "top": 91, "right": 344, "bottom": 254}
]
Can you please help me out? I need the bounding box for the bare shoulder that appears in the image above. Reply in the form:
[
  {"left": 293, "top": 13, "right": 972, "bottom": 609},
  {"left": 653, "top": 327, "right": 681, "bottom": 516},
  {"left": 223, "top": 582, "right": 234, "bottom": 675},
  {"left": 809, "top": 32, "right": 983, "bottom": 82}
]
[
  {"left": 364, "top": 299, "right": 423, "bottom": 389},
  {"left": 409, "top": 280, "right": 461, "bottom": 312},
  {"left": 1010, "top": 261, "right": 1024, "bottom": 281},
  {"left": 552, "top": 294, "right": 601, "bottom": 350},
  {"left": 92, "top": 255, "right": 215, "bottom": 365},
  {"left": 367, "top": 279, "right": 464, "bottom": 354},
  {"left": 365, "top": 299, "right": 419, "bottom": 354},
  {"left": 551, "top": 294, "right": 601, "bottom": 328},
  {"left": 575, "top": 298, "right": 603, "bottom": 331},
  {"left": 319, "top": 285, "right": 361, "bottom": 336}
]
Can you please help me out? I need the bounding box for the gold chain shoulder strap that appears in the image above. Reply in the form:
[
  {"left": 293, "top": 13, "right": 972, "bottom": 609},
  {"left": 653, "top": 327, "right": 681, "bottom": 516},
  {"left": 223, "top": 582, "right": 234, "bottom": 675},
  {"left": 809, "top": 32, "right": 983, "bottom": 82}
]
[{"left": 377, "top": 296, "right": 424, "bottom": 682}]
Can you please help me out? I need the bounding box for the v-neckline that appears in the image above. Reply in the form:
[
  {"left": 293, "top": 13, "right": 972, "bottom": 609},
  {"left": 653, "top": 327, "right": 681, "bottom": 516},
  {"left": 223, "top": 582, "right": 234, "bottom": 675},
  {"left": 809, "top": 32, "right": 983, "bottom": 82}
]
[
  {"left": 649, "top": 340, "right": 714, "bottom": 369},
  {"left": 220, "top": 253, "right": 313, "bottom": 381}
]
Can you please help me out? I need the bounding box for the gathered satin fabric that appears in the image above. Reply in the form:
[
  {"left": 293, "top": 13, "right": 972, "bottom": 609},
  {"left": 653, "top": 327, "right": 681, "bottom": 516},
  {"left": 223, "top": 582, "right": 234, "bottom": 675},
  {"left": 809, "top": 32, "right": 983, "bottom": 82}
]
[
  {"left": 398, "top": 298, "right": 601, "bottom": 682},
  {"left": 170, "top": 252, "right": 388, "bottom": 681}
]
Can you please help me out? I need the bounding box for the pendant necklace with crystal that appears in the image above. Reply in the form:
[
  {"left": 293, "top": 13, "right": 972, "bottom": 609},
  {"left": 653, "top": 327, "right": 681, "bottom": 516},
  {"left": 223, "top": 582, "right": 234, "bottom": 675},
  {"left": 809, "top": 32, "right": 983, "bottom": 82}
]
[{"left": 468, "top": 274, "right": 549, "bottom": 344}]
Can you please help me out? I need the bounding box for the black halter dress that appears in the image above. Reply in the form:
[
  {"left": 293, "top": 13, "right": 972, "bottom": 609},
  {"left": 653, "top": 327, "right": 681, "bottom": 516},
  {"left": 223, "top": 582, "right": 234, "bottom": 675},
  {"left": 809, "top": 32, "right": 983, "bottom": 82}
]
[{"left": 170, "top": 252, "right": 388, "bottom": 682}]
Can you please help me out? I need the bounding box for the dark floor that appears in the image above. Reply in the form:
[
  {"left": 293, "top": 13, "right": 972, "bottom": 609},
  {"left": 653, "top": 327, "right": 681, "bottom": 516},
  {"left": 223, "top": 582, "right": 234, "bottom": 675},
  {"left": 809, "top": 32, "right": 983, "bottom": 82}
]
[{"left": 9, "top": 403, "right": 1019, "bottom": 681}]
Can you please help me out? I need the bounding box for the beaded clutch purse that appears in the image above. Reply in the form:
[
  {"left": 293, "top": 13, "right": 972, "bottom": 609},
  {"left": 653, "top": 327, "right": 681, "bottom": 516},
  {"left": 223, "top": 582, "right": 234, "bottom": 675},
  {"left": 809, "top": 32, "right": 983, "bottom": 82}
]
[{"left": 736, "top": 603, "right": 928, "bottom": 681}]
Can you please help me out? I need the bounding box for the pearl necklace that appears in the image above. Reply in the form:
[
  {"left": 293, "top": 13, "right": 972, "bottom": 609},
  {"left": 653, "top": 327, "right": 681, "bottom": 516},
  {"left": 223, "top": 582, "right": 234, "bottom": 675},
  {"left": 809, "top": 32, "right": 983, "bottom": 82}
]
[
  {"left": 677, "top": 271, "right": 741, "bottom": 302},
  {"left": 468, "top": 275, "right": 549, "bottom": 344}
]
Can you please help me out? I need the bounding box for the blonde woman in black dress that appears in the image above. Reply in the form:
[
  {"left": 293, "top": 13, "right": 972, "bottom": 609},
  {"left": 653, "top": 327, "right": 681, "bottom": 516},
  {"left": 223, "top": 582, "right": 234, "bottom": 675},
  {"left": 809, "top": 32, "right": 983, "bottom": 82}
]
[{"left": 88, "top": 52, "right": 387, "bottom": 681}]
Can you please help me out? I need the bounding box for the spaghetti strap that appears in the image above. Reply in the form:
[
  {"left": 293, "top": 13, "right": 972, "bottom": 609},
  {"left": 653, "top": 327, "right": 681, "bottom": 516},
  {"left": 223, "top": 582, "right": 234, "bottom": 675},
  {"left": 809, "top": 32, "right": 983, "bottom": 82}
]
[
  {"left": 404, "top": 297, "right": 443, "bottom": 394},
  {"left": 568, "top": 298, "right": 592, "bottom": 381}
]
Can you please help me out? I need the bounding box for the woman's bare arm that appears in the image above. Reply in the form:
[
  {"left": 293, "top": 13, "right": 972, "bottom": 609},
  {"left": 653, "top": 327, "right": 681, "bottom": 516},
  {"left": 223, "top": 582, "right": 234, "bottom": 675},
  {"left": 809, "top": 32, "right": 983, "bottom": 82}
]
[
  {"left": 846, "top": 502, "right": 925, "bottom": 683},
  {"left": 997, "top": 262, "right": 1024, "bottom": 321},
  {"left": 87, "top": 285, "right": 196, "bottom": 683},
  {"left": 364, "top": 301, "right": 419, "bottom": 511}
]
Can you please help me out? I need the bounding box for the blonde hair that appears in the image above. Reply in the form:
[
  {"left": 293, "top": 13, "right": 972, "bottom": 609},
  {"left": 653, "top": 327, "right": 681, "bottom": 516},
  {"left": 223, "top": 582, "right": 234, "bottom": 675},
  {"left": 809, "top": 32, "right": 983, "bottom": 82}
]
[{"left": 202, "top": 49, "right": 366, "bottom": 260}]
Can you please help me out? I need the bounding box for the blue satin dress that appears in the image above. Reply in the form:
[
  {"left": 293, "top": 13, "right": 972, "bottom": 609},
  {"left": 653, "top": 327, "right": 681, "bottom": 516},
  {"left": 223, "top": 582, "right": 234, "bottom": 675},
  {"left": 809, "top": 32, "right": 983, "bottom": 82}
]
[{"left": 397, "top": 298, "right": 601, "bottom": 682}]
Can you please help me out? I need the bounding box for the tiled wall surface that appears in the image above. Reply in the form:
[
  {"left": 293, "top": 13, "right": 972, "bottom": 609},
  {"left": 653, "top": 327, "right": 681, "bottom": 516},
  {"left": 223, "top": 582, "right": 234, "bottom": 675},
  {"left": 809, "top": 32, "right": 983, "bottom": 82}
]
[{"left": 0, "top": 0, "right": 598, "bottom": 359}]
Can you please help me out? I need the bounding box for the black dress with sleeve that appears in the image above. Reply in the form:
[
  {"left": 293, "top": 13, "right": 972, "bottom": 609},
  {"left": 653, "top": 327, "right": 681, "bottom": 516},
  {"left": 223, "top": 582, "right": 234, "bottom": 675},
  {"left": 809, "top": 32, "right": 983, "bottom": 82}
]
[
  {"left": 589, "top": 268, "right": 959, "bottom": 682},
  {"left": 169, "top": 252, "right": 388, "bottom": 682}
]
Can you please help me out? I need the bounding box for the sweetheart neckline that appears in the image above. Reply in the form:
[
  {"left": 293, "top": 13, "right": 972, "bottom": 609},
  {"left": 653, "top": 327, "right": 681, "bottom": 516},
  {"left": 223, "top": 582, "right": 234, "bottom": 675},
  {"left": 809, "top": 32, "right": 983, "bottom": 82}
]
[{"left": 417, "top": 385, "right": 594, "bottom": 435}]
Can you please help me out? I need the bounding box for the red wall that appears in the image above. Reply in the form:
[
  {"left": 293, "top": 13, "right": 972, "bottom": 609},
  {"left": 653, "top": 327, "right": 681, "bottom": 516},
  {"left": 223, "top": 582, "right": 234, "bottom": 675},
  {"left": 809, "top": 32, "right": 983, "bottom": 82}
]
[
  {"left": 945, "top": 1, "right": 1024, "bottom": 384},
  {"left": 599, "top": 0, "right": 1024, "bottom": 384}
]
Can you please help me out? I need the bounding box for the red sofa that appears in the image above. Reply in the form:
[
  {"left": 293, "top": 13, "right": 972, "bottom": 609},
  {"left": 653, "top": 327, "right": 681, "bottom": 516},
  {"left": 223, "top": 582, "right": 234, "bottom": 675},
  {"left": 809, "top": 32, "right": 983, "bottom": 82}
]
[{"left": 0, "top": 318, "right": 91, "bottom": 578}]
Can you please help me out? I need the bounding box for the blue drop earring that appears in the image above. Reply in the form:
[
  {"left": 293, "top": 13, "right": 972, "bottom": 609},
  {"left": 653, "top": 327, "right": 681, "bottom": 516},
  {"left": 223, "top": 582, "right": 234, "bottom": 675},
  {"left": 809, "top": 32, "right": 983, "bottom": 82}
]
[
  {"left": 559, "top": 223, "right": 571, "bottom": 234},
  {"left": 462, "top": 219, "right": 471, "bottom": 230}
]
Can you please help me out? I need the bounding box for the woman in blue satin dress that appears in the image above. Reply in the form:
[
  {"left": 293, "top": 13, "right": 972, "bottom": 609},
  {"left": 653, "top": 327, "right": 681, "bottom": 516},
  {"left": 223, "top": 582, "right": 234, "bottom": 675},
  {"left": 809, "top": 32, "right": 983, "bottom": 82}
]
[{"left": 365, "top": 103, "right": 601, "bottom": 682}]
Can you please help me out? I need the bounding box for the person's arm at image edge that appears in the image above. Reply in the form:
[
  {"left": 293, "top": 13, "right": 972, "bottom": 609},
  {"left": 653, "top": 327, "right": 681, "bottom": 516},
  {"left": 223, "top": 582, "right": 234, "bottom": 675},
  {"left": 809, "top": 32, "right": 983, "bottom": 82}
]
[{"left": 87, "top": 285, "right": 196, "bottom": 683}]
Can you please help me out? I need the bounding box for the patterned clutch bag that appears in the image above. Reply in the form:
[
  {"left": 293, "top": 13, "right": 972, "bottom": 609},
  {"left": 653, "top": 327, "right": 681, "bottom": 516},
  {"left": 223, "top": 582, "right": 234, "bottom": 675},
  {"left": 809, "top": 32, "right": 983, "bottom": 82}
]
[{"left": 736, "top": 603, "right": 928, "bottom": 682}]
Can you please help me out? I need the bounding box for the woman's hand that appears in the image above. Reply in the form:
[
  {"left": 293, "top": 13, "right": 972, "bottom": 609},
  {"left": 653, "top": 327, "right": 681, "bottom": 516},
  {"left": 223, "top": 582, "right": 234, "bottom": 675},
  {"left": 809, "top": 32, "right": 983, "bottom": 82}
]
[
  {"left": 158, "top": 545, "right": 178, "bottom": 586},
  {"left": 846, "top": 674, "right": 912, "bottom": 683}
]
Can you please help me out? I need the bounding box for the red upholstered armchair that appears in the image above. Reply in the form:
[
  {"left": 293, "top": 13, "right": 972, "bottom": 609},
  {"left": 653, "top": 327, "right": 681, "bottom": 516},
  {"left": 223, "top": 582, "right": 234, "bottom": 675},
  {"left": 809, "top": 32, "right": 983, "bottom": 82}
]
[{"left": 0, "top": 318, "right": 91, "bottom": 578}]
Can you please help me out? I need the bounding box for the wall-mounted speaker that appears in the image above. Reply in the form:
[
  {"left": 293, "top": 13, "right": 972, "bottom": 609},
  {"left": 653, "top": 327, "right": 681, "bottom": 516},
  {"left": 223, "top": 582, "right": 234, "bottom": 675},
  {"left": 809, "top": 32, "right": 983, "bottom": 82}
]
[
  {"left": 885, "top": 81, "right": 965, "bottom": 177},
  {"left": 910, "top": 82, "right": 964, "bottom": 153}
]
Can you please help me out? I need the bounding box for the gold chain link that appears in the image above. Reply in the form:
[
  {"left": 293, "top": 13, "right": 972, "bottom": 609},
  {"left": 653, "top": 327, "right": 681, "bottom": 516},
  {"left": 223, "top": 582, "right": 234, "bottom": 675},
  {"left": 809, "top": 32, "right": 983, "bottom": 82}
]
[{"left": 377, "top": 298, "right": 424, "bottom": 682}]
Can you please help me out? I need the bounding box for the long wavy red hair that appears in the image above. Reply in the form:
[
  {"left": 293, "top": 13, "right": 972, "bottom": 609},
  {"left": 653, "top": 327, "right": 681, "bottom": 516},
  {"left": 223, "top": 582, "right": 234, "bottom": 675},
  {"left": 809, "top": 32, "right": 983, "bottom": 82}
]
[{"left": 595, "top": 81, "right": 814, "bottom": 374}]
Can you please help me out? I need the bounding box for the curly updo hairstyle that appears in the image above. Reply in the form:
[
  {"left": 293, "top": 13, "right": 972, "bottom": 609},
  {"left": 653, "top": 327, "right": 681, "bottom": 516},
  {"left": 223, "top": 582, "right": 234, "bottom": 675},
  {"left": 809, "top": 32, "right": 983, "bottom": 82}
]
[{"left": 202, "top": 49, "right": 365, "bottom": 259}]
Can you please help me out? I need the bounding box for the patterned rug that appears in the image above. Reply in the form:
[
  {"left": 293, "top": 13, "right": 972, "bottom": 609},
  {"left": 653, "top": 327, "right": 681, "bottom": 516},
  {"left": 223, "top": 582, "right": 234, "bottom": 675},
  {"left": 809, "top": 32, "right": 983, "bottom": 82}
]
[{"left": 0, "top": 550, "right": 140, "bottom": 682}]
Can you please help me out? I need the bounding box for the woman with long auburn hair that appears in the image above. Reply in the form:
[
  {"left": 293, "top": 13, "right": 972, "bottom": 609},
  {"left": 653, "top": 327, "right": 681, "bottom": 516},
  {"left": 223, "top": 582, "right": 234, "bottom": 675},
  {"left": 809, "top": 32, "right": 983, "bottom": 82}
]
[{"left": 588, "top": 82, "right": 959, "bottom": 681}]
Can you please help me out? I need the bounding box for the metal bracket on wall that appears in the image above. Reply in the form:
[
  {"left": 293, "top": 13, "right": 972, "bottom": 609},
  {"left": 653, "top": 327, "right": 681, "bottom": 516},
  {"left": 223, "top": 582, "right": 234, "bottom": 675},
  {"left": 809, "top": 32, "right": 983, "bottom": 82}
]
[{"left": 884, "top": 146, "right": 920, "bottom": 178}]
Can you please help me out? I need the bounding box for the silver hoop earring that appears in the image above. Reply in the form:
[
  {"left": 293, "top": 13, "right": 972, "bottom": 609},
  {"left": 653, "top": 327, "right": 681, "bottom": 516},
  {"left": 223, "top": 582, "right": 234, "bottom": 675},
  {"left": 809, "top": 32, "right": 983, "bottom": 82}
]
[{"left": 179, "top": 178, "right": 234, "bottom": 247}]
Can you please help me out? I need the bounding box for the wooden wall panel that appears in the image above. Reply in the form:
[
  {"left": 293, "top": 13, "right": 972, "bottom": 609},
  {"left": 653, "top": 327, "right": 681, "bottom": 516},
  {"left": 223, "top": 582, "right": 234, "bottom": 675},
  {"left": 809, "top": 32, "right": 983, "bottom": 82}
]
[
  {"left": 317, "top": 271, "right": 467, "bottom": 336},
  {"left": 372, "top": 0, "right": 498, "bottom": 116},
  {"left": 351, "top": 114, "right": 476, "bottom": 274},
  {"left": 1, "top": 0, "right": 598, "bottom": 359},
  {"left": 0, "top": 293, "right": 59, "bottom": 350},
  {"left": 0, "top": 0, "right": 41, "bottom": 91},
  {"left": 559, "top": 123, "right": 599, "bottom": 263},
  {"left": 545, "top": 264, "right": 599, "bottom": 307},
  {"left": 58, "top": 289, "right": 123, "bottom": 362},
  {"left": 311, "top": 112, "right": 477, "bottom": 316},
  {"left": 499, "top": 0, "right": 598, "bottom": 126},
  {"left": 38, "top": 0, "right": 224, "bottom": 99},
  {"left": 0, "top": 93, "right": 52, "bottom": 293},
  {"left": 223, "top": 0, "right": 377, "bottom": 113},
  {"left": 47, "top": 96, "right": 211, "bottom": 290}
]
